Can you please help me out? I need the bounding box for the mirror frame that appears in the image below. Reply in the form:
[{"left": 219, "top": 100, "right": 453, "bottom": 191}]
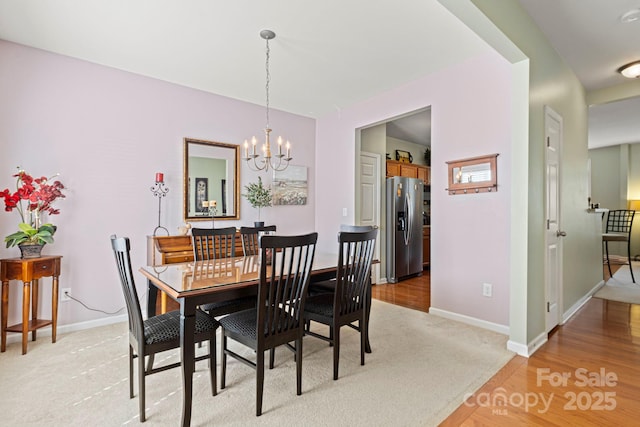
[
  {"left": 446, "top": 153, "right": 498, "bottom": 195},
  {"left": 183, "top": 137, "right": 240, "bottom": 221}
]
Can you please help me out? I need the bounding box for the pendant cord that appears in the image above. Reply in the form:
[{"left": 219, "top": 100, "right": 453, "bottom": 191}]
[{"left": 265, "top": 38, "right": 270, "bottom": 130}]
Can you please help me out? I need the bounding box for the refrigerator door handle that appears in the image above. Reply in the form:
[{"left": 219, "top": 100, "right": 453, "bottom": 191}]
[{"left": 405, "top": 192, "right": 411, "bottom": 246}]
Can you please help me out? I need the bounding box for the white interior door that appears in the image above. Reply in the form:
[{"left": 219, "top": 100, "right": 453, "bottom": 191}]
[
  {"left": 359, "top": 151, "right": 380, "bottom": 283},
  {"left": 545, "top": 106, "right": 564, "bottom": 332}
]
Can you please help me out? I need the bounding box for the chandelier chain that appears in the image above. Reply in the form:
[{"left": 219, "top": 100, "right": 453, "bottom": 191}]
[{"left": 265, "top": 37, "right": 270, "bottom": 129}]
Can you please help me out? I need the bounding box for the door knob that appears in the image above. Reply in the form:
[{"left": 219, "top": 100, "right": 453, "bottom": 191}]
[{"left": 557, "top": 230, "right": 567, "bottom": 237}]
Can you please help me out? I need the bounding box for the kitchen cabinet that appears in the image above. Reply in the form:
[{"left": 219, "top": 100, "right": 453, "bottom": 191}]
[
  {"left": 386, "top": 160, "right": 430, "bottom": 185},
  {"left": 423, "top": 226, "right": 430, "bottom": 267}
]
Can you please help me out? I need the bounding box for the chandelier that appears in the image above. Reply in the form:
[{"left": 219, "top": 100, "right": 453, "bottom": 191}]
[{"left": 243, "top": 29, "right": 292, "bottom": 172}]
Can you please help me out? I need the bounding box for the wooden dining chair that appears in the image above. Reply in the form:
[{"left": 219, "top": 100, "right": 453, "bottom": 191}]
[
  {"left": 240, "top": 225, "right": 277, "bottom": 256},
  {"left": 110, "top": 235, "right": 219, "bottom": 422},
  {"left": 219, "top": 232, "right": 318, "bottom": 416},
  {"left": 191, "top": 226, "right": 237, "bottom": 261},
  {"left": 192, "top": 227, "right": 258, "bottom": 317},
  {"left": 304, "top": 228, "right": 378, "bottom": 380},
  {"left": 308, "top": 225, "right": 374, "bottom": 296},
  {"left": 603, "top": 210, "right": 636, "bottom": 283}
]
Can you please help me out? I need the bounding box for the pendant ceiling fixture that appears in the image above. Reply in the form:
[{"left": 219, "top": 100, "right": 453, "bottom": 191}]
[
  {"left": 243, "top": 29, "right": 291, "bottom": 172},
  {"left": 618, "top": 60, "right": 640, "bottom": 79}
]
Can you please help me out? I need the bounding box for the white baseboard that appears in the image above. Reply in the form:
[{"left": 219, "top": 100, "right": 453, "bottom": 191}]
[
  {"left": 519, "top": 331, "right": 548, "bottom": 357},
  {"left": 428, "top": 307, "right": 509, "bottom": 335},
  {"left": 510, "top": 280, "right": 605, "bottom": 358},
  {"left": 4, "top": 314, "right": 127, "bottom": 345},
  {"left": 562, "top": 280, "right": 604, "bottom": 324}
]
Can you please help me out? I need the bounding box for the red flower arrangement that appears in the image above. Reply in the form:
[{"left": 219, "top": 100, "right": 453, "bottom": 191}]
[{"left": 1, "top": 169, "right": 66, "bottom": 248}]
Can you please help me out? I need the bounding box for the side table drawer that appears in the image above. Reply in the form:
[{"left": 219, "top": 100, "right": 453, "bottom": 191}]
[{"left": 32, "top": 258, "right": 60, "bottom": 280}]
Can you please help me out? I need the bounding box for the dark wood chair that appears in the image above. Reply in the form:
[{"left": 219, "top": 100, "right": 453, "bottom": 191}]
[
  {"left": 603, "top": 210, "right": 636, "bottom": 283},
  {"left": 192, "top": 227, "right": 257, "bottom": 317},
  {"left": 304, "top": 228, "right": 378, "bottom": 380},
  {"left": 219, "top": 232, "right": 318, "bottom": 416},
  {"left": 240, "top": 225, "right": 277, "bottom": 256},
  {"left": 308, "top": 225, "right": 374, "bottom": 296},
  {"left": 110, "top": 235, "right": 218, "bottom": 422},
  {"left": 191, "top": 226, "right": 237, "bottom": 261}
]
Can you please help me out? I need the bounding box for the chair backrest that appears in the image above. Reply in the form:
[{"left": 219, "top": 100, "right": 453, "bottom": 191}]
[
  {"left": 605, "top": 210, "right": 635, "bottom": 236},
  {"left": 192, "top": 227, "right": 237, "bottom": 260},
  {"left": 240, "top": 225, "right": 277, "bottom": 256},
  {"left": 257, "top": 232, "right": 318, "bottom": 345},
  {"left": 110, "top": 235, "right": 145, "bottom": 340},
  {"left": 334, "top": 229, "right": 378, "bottom": 318}
]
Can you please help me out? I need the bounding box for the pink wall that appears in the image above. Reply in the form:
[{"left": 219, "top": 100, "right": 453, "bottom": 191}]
[
  {"left": 0, "top": 40, "right": 315, "bottom": 328},
  {"left": 315, "top": 51, "right": 513, "bottom": 326}
]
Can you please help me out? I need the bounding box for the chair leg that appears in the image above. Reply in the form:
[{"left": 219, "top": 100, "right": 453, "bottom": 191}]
[
  {"left": 220, "top": 333, "right": 227, "bottom": 389},
  {"left": 296, "top": 337, "right": 303, "bottom": 396},
  {"left": 146, "top": 354, "right": 155, "bottom": 373},
  {"left": 605, "top": 241, "right": 612, "bottom": 278},
  {"left": 256, "top": 350, "right": 264, "bottom": 416},
  {"left": 628, "top": 242, "right": 636, "bottom": 283},
  {"left": 360, "top": 317, "right": 366, "bottom": 366},
  {"left": 269, "top": 348, "right": 275, "bottom": 369},
  {"left": 129, "top": 347, "right": 134, "bottom": 399},
  {"left": 138, "top": 350, "right": 146, "bottom": 422},
  {"left": 209, "top": 334, "right": 217, "bottom": 396},
  {"left": 333, "top": 326, "right": 340, "bottom": 381}
]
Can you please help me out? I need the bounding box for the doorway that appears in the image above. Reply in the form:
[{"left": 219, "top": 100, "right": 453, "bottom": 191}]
[{"left": 357, "top": 106, "right": 432, "bottom": 308}]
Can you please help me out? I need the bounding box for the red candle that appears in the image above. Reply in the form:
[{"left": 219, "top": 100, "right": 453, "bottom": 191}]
[{"left": 155, "top": 172, "right": 164, "bottom": 183}]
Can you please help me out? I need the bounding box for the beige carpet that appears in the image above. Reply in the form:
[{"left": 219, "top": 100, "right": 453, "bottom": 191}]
[
  {"left": 594, "top": 262, "right": 640, "bottom": 304},
  {"left": 0, "top": 300, "right": 513, "bottom": 426}
]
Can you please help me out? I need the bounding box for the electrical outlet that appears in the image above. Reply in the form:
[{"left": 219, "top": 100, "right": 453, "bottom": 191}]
[
  {"left": 482, "top": 283, "right": 492, "bottom": 297},
  {"left": 342, "top": 207, "right": 348, "bottom": 217},
  {"left": 61, "top": 288, "right": 72, "bottom": 302}
]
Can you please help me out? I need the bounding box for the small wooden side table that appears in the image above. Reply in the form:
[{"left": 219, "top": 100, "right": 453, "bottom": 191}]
[{"left": 1, "top": 255, "right": 62, "bottom": 355}]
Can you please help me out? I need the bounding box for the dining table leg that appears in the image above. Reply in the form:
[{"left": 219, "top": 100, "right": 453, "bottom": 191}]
[{"left": 180, "top": 300, "right": 196, "bottom": 427}]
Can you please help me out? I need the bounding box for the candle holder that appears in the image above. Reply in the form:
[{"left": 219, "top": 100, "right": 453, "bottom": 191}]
[
  {"left": 208, "top": 206, "right": 218, "bottom": 229},
  {"left": 150, "top": 179, "right": 169, "bottom": 236}
]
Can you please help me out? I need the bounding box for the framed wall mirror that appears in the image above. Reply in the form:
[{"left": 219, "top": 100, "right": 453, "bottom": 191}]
[
  {"left": 446, "top": 153, "right": 498, "bottom": 195},
  {"left": 183, "top": 137, "right": 240, "bottom": 221}
]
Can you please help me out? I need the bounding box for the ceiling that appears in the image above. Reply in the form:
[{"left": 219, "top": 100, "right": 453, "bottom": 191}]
[
  {"left": 0, "top": 1, "right": 638, "bottom": 148},
  {"left": 519, "top": 0, "right": 640, "bottom": 149},
  {"left": 0, "top": 0, "right": 490, "bottom": 119}
]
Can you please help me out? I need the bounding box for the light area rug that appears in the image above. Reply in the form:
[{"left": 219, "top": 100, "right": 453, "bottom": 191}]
[
  {"left": 594, "top": 261, "right": 640, "bottom": 304},
  {"left": 0, "top": 300, "right": 513, "bottom": 427}
]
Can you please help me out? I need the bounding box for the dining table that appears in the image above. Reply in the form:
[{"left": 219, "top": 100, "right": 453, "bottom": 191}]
[{"left": 139, "top": 251, "right": 372, "bottom": 427}]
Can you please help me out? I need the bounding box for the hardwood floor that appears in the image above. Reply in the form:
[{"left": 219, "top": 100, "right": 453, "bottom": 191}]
[
  {"left": 373, "top": 265, "right": 640, "bottom": 425},
  {"left": 371, "top": 269, "right": 430, "bottom": 312}
]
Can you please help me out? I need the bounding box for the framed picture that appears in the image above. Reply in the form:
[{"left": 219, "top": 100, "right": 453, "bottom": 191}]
[
  {"left": 195, "top": 177, "right": 208, "bottom": 212},
  {"left": 395, "top": 149, "right": 413, "bottom": 163},
  {"left": 273, "top": 166, "right": 308, "bottom": 205}
]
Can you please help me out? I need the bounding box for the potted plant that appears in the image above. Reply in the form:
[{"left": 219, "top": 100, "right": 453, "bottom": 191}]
[
  {"left": 243, "top": 176, "right": 272, "bottom": 227},
  {"left": 1, "top": 168, "right": 66, "bottom": 258}
]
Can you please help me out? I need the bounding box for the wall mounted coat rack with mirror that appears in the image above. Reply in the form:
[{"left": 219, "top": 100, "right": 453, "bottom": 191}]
[
  {"left": 446, "top": 153, "right": 498, "bottom": 195},
  {"left": 183, "top": 137, "right": 240, "bottom": 221}
]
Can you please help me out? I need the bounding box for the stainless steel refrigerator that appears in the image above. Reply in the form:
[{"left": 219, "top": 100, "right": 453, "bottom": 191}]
[{"left": 386, "top": 176, "right": 424, "bottom": 283}]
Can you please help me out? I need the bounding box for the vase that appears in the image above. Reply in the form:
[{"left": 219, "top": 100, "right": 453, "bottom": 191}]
[
  {"left": 254, "top": 221, "right": 265, "bottom": 227},
  {"left": 18, "top": 243, "right": 45, "bottom": 259}
]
